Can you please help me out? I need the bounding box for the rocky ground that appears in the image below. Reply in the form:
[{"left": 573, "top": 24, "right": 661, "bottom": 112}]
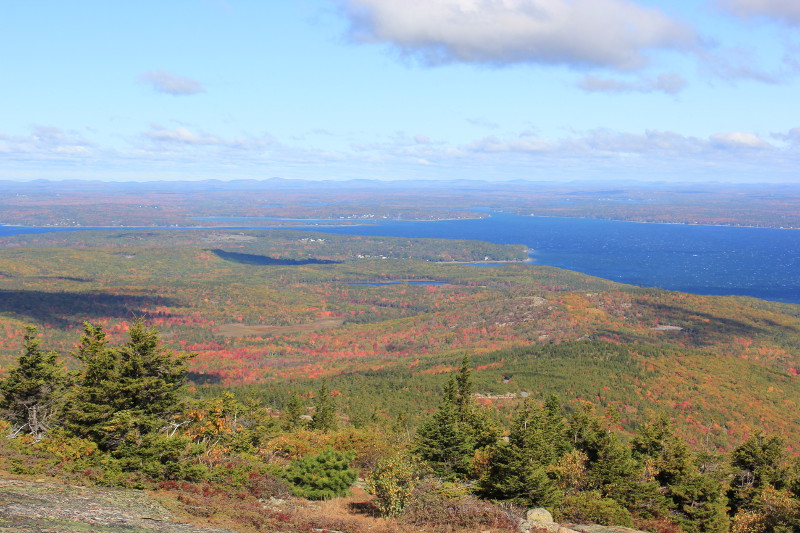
[
  {"left": 0, "top": 476, "right": 652, "bottom": 533},
  {"left": 0, "top": 477, "right": 237, "bottom": 533}
]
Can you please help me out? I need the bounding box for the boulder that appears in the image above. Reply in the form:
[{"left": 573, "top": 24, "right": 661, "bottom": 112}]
[
  {"left": 521, "top": 521, "right": 560, "bottom": 532},
  {"left": 526, "top": 508, "right": 554, "bottom": 523}
]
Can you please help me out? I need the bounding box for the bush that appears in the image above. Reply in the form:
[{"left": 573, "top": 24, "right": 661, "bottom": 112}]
[
  {"left": 366, "top": 453, "right": 419, "bottom": 517},
  {"left": 262, "top": 427, "right": 392, "bottom": 470},
  {"left": 285, "top": 446, "right": 357, "bottom": 500},
  {"left": 560, "top": 490, "right": 634, "bottom": 528},
  {"left": 401, "top": 478, "right": 519, "bottom": 532}
]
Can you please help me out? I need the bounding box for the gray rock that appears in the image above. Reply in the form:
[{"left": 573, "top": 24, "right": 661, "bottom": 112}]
[
  {"left": 564, "top": 524, "right": 649, "bottom": 533},
  {"left": 526, "top": 508, "right": 554, "bottom": 523}
]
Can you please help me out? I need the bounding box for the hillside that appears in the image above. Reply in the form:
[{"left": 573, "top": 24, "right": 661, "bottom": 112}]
[{"left": 0, "top": 229, "right": 797, "bottom": 449}]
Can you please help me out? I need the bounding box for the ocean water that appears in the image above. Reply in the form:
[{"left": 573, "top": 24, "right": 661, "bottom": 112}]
[
  {"left": 289, "top": 213, "right": 800, "bottom": 304},
  {"left": 1, "top": 214, "right": 798, "bottom": 304}
]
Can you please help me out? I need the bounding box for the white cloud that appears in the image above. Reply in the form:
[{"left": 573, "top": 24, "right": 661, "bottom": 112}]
[
  {"left": 145, "top": 125, "right": 227, "bottom": 146},
  {"left": 772, "top": 127, "right": 800, "bottom": 145},
  {"left": 339, "top": 0, "right": 697, "bottom": 71},
  {"left": 579, "top": 73, "right": 687, "bottom": 94},
  {"left": 460, "top": 129, "right": 779, "bottom": 160},
  {"left": 0, "top": 126, "right": 94, "bottom": 157},
  {"left": 468, "top": 134, "right": 555, "bottom": 153},
  {"left": 718, "top": 0, "right": 800, "bottom": 25},
  {"left": 3, "top": 123, "right": 795, "bottom": 183},
  {"left": 710, "top": 131, "right": 772, "bottom": 149},
  {"left": 140, "top": 70, "right": 205, "bottom": 95}
]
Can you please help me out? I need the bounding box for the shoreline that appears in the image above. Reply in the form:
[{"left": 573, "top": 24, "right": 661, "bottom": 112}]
[
  {"left": 502, "top": 212, "right": 799, "bottom": 231},
  {"left": 1, "top": 210, "right": 797, "bottom": 231}
]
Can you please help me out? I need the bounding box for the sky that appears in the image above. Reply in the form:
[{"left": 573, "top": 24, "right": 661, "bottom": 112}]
[{"left": 1, "top": 0, "right": 799, "bottom": 183}]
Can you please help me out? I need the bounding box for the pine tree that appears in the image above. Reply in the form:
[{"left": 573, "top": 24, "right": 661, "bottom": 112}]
[
  {"left": 0, "top": 326, "right": 64, "bottom": 439},
  {"left": 568, "top": 403, "right": 646, "bottom": 512},
  {"left": 285, "top": 446, "right": 357, "bottom": 500},
  {"left": 60, "top": 322, "right": 120, "bottom": 447},
  {"left": 310, "top": 380, "right": 337, "bottom": 432},
  {"left": 61, "top": 319, "right": 191, "bottom": 452},
  {"left": 729, "top": 433, "right": 792, "bottom": 515},
  {"left": 633, "top": 415, "right": 728, "bottom": 533},
  {"left": 477, "top": 398, "right": 568, "bottom": 507},
  {"left": 414, "top": 386, "right": 474, "bottom": 480},
  {"left": 453, "top": 354, "right": 500, "bottom": 449},
  {"left": 281, "top": 392, "right": 306, "bottom": 431}
]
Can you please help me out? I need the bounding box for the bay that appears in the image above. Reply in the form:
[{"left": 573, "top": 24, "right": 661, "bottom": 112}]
[{"left": 287, "top": 213, "right": 800, "bottom": 305}]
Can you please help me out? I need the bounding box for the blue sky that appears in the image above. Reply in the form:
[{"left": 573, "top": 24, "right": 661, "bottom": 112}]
[{"left": 1, "top": 0, "right": 798, "bottom": 183}]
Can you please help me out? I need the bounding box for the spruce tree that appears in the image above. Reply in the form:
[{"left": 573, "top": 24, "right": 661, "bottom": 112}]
[
  {"left": 60, "top": 322, "right": 120, "bottom": 447},
  {"left": 568, "top": 403, "right": 647, "bottom": 512},
  {"left": 414, "top": 390, "right": 474, "bottom": 479},
  {"left": 453, "top": 354, "right": 500, "bottom": 449},
  {"left": 454, "top": 354, "right": 474, "bottom": 417},
  {"left": 0, "top": 326, "right": 64, "bottom": 439},
  {"left": 633, "top": 415, "right": 728, "bottom": 532},
  {"left": 61, "top": 319, "right": 191, "bottom": 452},
  {"left": 478, "top": 398, "right": 568, "bottom": 507},
  {"left": 285, "top": 446, "right": 357, "bottom": 499},
  {"left": 414, "top": 356, "right": 499, "bottom": 480},
  {"left": 310, "top": 380, "right": 337, "bottom": 432},
  {"left": 729, "top": 433, "right": 792, "bottom": 515},
  {"left": 281, "top": 392, "right": 306, "bottom": 431}
]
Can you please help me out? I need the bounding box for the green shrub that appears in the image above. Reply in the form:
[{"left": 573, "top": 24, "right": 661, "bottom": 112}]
[
  {"left": 285, "top": 446, "right": 357, "bottom": 500},
  {"left": 366, "top": 453, "right": 419, "bottom": 516},
  {"left": 560, "top": 490, "right": 634, "bottom": 527}
]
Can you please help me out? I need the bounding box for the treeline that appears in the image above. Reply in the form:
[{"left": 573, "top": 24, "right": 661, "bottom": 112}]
[{"left": 0, "top": 325, "right": 798, "bottom": 532}]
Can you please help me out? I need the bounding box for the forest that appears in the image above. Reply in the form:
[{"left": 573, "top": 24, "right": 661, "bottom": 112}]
[{"left": 0, "top": 227, "right": 798, "bottom": 532}]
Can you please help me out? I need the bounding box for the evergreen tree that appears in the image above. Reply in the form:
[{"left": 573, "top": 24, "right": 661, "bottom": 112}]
[
  {"left": 281, "top": 392, "right": 306, "bottom": 431},
  {"left": 111, "top": 319, "right": 190, "bottom": 438},
  {"left": 633, "top": 415, "right": 728, "bottom": 533},
  {"left": 477, "top": 398, "right": 568, "bottom": 507},
  {"left": 453, "top": 354, "right": 500, "bottom": 449},
  {"left": 729, "top": 433, "right": 792, "bottom": 515},
  {"left": 0, "top": 326, "right": 64, "bottom": 439},
  {"left": 61, "top": 319, "right": 191, "bottom": 452},
  {"left": 285, "top": 446, "right": 357, "bottom": 500},
  {"left": 568, "top": 403, "right": 653, "bottom": 515},
  {"left": 60, "top": 323, "right": 120, "bottom": 447},
  {"left": 310, "top": 380, "right": 337, "bottom": 432},
  {"left": 454, "top": 354, "right": 474, "bottom": 417},
  {"left": 414, "top": 387, "right": 474, "bottom": 480}
]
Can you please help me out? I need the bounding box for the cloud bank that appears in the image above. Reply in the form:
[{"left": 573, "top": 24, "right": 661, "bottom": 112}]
[
  {"left": 339, "top": 0, "right": 697, "bottom": 71},
  {"left": 718, "top": 0, "right": 800, "bottom": 25},
  {"left": 140, "top": 70, "right": 205, "bottom": 95},
  {"left": 579, "top": 73, "right": 687, "bottom": 94},
  {"left": 2, "top": 124, "right": 797, "bottom": 182}
]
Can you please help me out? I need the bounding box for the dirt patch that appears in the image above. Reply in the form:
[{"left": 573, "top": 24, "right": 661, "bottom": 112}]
[{"left": 217, "top": 318, "right": 344, "bottom": 337}]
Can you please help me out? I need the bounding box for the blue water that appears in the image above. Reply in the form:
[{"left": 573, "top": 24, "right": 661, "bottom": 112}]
[
  {"left": 287, "top": 213, "right": 800, "bottom": 304},
  {"left": 1, "top": 214, "right": 798, "bottom": 304}
]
